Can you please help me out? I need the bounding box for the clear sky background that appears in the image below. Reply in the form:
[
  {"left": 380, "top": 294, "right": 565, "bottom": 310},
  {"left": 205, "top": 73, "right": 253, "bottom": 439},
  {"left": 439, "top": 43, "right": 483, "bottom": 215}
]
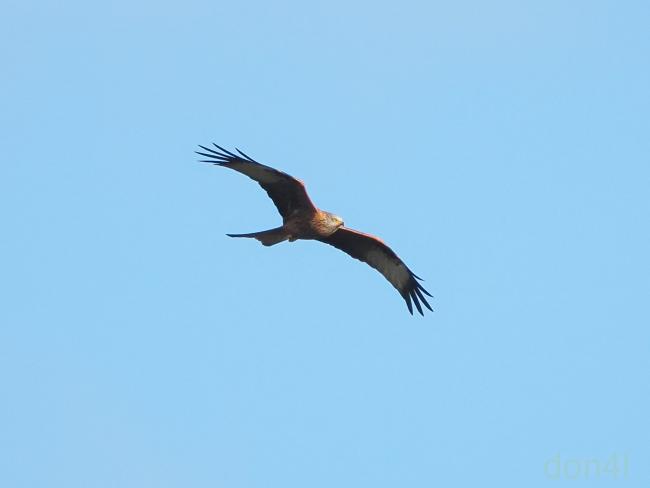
[{"left": 2, "top": 0, "right": 649, "bottom": 486}]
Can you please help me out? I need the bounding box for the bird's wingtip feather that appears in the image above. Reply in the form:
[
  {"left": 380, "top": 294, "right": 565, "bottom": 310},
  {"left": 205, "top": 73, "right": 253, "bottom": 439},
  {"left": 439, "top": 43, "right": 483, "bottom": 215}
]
[
  {"left": 212, "top": 143, "right": 238, "bottom": 158},
  {"left": 404, "top": 293, "right": 414, "bottom": 314}
]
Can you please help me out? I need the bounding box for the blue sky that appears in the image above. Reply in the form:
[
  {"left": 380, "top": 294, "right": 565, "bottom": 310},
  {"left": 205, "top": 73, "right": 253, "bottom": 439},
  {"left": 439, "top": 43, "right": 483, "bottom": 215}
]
[{"left": 2, "top": 0, "right": 649, "bottom": 486}]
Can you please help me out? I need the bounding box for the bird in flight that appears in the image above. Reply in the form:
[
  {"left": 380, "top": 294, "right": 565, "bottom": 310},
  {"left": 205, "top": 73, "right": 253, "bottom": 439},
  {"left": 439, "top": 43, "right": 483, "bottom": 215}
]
[{"left": 197, "top": 144, "right": 433, "bottom": 315}]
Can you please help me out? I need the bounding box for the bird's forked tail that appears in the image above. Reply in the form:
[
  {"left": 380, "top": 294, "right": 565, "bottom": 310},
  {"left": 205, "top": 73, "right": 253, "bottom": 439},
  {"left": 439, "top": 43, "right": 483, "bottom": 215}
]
[{"left": 226, "top": 226, "right": 289, "bottom": 246}]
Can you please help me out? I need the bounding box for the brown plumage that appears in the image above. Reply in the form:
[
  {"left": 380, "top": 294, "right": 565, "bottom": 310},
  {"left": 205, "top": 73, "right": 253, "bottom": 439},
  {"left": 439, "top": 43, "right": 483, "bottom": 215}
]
[{"left": 197, "top": 143, "right": 433, "bottom": 315}]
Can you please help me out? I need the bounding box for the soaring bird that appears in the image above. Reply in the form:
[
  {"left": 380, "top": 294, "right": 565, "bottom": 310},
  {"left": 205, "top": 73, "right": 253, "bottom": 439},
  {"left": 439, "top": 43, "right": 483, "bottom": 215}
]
[{"left": 197, "top": 144, "right": 433, "bottom": 315}]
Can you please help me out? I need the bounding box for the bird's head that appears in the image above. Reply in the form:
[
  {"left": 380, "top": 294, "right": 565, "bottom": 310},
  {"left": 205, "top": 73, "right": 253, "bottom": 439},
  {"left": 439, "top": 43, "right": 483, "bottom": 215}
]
[{"left": 326, "top": 212, "right": 345, "bottom": 229}]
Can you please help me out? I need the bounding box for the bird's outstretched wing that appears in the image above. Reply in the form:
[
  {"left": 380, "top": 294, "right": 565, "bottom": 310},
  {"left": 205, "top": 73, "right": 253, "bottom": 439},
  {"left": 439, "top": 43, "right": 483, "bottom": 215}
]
[
  {"left": 319, "top": 227, "right": 433, "bottom": 315},
  {"left": 197, "top": 144, "right": 317, "bottom": 219}
]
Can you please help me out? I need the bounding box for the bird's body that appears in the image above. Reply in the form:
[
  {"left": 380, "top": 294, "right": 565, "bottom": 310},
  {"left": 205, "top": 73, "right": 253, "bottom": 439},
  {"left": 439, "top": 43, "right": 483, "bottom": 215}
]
[
  {"left": 197, "top": 143, "right": 433, "bottom": 315},
  {"left": 285, "top": 209, "right": 343, "bottom": 241},
  {"left": 227, "top": 208, "right": 343, "bottom": 245}
]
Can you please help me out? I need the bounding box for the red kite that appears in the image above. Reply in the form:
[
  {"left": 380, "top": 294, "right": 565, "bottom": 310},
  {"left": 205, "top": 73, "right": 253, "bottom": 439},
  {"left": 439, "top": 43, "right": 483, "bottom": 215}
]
[{"left": 197, "top": 144, "right": 433, "bottom": 315}]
